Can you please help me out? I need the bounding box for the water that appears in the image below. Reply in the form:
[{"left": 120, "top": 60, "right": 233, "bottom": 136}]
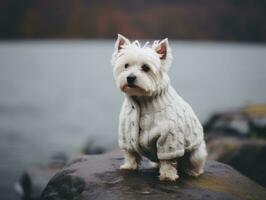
[{"left": 0, "top": 40, "right": 266, "bottom": 199}]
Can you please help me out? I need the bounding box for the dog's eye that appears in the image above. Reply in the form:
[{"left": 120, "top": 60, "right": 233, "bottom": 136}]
[
  {"left": 142, "top": 64, "right": 150, "bottom": 72},
  {"left": 125, "top": 64, "right": 129, "bottom": 69}
]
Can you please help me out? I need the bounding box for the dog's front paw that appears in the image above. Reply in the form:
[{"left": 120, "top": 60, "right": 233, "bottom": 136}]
[
  {"left": 159, "top": 172, "right": 179, "bottom": 182},
  {"left": 120, "top": 162, "right": 138, "bottom": 170},
  {"left": 185, "top": 168, "right": 204, "bottom": 177},
  {"left": 159, "top": 160, "right": 178, "bottom": 182}
]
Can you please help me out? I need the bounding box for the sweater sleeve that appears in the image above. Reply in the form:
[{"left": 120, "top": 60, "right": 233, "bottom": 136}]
[
  {"left": 118, "top": 101, "right": 128, "bottom": 150},
  {"left": 156, "top": 131, "right": 185, "bottom": 160}
]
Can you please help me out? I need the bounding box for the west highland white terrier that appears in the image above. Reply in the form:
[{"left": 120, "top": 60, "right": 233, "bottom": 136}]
[{"left": 111, "top": 34, "right": 207, "bottom": 181}]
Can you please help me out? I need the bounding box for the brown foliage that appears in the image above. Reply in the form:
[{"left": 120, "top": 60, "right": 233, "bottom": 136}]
[{"left": 0, "top": 0, "right": 266, "bottom": 41}]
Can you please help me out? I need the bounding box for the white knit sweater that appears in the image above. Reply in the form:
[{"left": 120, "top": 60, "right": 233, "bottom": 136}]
[{"left": 118, "top": 80, "right": 204, "bottom": 162}]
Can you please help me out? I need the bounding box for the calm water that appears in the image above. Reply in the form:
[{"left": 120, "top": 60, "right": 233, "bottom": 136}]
[{"left": 0, "top": 40, "right": 266, "bottom": 199}]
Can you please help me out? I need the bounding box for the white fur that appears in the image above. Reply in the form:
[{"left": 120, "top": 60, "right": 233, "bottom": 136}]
[
  {"left": 111, "top": 34, "right": 207, "bottom": 181},
  {"left": 120, "top": 150, "right": 140, "bottom": 170},
  {"left": 159, "top": 160, "right": 178, "bottom": 181}
]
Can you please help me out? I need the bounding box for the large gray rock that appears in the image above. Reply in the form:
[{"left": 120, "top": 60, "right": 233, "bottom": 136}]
[
  {"left": 41, "top": 150, "right": 266, "bottom": 200},
  {"left": 207, "top": 136, "right": 266, "bottom": 187}
]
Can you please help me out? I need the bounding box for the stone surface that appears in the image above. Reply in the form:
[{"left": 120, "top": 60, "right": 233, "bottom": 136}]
[{"left": 41, "top": 150, "right": 266, "bottom": 200}]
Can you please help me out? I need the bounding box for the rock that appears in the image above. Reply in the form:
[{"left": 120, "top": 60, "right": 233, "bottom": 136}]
[
  {"left": 15, "top": 152, "right": 68, "bottom": 200},
  {"left": 204, "top": 105, "right": 266, "bottom": 138},
  {"left": 82, "top": 138, "right": 107, "bottom": 155},
  {"left": 16, "top": 139, "right": 108, "bottom": 200},
  {"left": 206, "top": 135, "right": 243, "bottom": 161},
  {"left": 16, "top": 165, "right": 61, "bottom": 200},
  {"left": 204, "top": 112, "right": 250, "bottom": 137},
  {"left": 207, "top": 136, "right": 266, "bottom": 187},
  {"left": 41, "top": 150, "right": 266, "bottom": 200}
]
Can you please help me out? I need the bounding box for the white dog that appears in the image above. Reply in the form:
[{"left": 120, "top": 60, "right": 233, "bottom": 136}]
[{"left": 111, "top": 34, "right": 207, "bottom": 181}]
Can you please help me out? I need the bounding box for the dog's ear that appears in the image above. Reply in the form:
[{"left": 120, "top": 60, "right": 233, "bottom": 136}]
[
  {"left": 115, "top": 34, "right": 130, "bottom": 51},
  {"left": 153, "top": 38, "right": 172, "bottom": 71},
  {"left": 154, "top": 38, "right": 170, "bottom": 60}
]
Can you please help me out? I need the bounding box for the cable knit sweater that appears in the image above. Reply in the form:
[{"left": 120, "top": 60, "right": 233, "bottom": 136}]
[{"left": 118, "top": 81, "right": 204, "bottom": 162}]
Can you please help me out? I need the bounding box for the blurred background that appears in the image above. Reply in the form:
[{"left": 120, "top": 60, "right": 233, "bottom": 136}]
[{"left": 0, "top": 0, "right": 266, "bottom": 200}]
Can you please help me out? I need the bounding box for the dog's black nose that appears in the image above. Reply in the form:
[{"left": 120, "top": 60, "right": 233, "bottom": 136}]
[{"left": 127, "top": 75, "right": 136, "bottom": 85}]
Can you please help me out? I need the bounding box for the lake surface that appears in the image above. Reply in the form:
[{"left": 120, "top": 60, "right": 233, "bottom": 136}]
[{"left": 0, "top": 40, "right": 266, "bottom": 199}]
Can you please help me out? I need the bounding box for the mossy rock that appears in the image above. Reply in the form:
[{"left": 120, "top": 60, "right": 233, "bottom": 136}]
[
  {"left": 207, "top": 136, "right": 266, "bottom": 186},
  {"left": 41, "top": 150, "right": 266, "bottom": 200}
]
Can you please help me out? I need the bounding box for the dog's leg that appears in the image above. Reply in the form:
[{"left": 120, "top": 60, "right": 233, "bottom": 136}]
[
  {"left": 120, "top": 150, "right": 140, "bottom": 170},
  {"left": 184, "top": 142, "right": 207, "bottom": 177},
  {"left": 159, "top": 159, "right": 178, "bottom": 181}
]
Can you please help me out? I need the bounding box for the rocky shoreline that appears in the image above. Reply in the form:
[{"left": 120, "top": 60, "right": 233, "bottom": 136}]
[{"left": 41, "top": 150, "right": 266, "bottom": 200}]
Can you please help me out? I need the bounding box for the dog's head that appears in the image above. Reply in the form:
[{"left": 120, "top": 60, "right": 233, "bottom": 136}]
[{"left": 111, "top": 34, "right": 172, "bottom": 97}]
